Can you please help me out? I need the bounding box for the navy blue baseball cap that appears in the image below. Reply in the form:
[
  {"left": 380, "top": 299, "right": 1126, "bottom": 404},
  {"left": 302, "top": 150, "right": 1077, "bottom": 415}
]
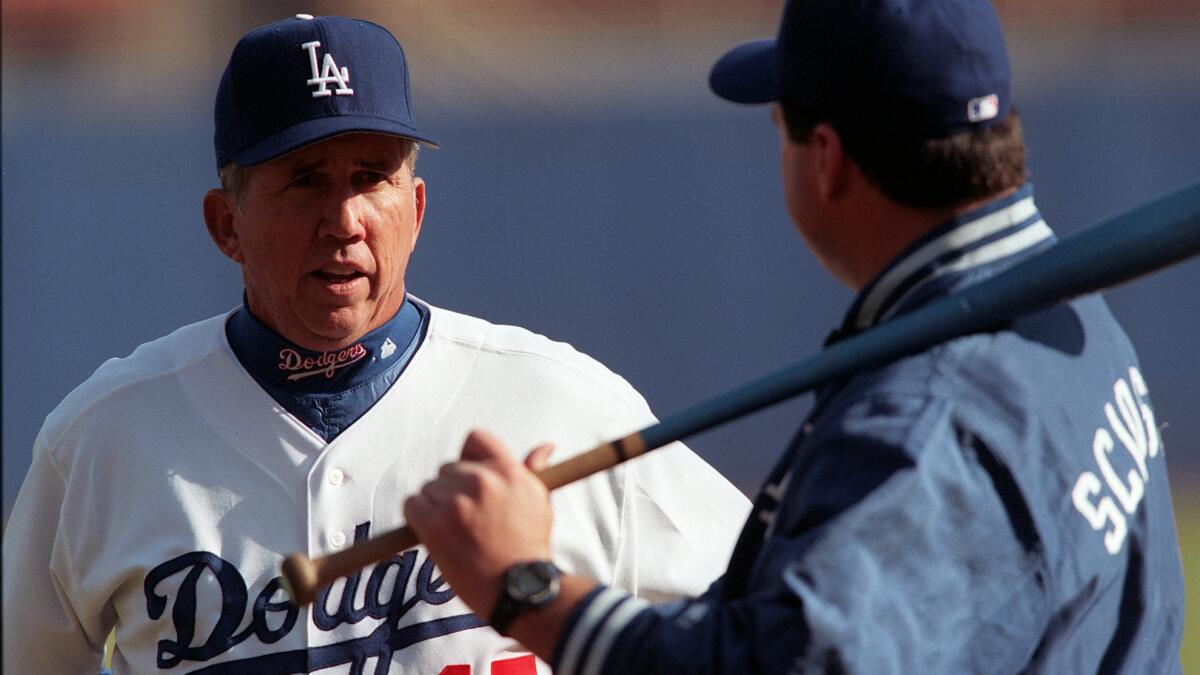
[
  {"left": 710, "top": 0, "right": 1012, "bottom": 140},
  {"left": 214, "top": 14, "right": 437, "bottom": 169}
]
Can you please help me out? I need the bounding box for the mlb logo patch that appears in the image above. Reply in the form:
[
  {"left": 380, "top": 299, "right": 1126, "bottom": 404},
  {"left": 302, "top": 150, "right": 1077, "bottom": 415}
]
[{"left": 967, "top": 94, "right": 1000, "bottom": 123}]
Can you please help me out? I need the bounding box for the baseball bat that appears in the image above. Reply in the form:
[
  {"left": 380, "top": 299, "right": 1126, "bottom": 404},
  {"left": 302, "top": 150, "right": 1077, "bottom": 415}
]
[{"left": 282, "top": 180, "right": 1200, "bottom": 606}]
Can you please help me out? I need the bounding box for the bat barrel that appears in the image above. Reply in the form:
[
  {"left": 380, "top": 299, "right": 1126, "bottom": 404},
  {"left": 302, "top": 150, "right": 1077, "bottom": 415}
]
[{"left": 643, "top": 180, "right": 1200, "bottom": 451}]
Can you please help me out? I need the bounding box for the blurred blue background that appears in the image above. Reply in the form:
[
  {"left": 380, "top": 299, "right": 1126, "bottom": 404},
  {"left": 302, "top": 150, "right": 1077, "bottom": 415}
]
[{"left": 3, "top": 0, "right": 1198, "bottom": 662}]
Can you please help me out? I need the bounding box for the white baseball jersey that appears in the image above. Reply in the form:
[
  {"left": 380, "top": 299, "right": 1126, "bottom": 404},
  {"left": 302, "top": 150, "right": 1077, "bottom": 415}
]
[{"left": 3, "top": 301, "right": 750, "bottom": 674}]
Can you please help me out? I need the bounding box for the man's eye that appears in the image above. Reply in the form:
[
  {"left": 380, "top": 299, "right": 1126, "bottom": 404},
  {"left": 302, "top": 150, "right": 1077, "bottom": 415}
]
[
  {"left": 358, "top": 171, "right": 388, "bottom": 184},
  {"left": 291, "top": 173, "right": 319, "bottom": 188}
]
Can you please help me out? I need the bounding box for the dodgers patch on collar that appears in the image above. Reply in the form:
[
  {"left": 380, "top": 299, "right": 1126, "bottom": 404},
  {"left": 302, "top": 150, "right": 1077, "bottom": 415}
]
[
  {"left": 278, "top": 343, "right": 369, "bottom": 382},
  {"left": 225, "top": 298, "right": 427, "bottom": 440}
]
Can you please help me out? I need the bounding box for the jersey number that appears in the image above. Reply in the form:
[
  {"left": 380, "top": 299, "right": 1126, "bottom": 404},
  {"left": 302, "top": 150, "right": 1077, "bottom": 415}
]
[{"left": 439, "top": 654, "right": 537, "bottom": 675}]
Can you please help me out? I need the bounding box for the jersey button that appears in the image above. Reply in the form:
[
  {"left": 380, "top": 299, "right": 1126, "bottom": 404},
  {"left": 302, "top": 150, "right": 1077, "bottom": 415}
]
[
  {"left": 328, "top": 469, "right": 346, "bottom": 486},
  {"left": 330, "top": 530, "right": 347, "bottom": 548}
]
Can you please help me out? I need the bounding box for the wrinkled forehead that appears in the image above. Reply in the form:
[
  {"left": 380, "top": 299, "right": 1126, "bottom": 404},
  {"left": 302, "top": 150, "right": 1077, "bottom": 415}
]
[
  {"left": 278, "top": 132, "right": 414, "bottom": 165},
  {"left": 252, "top": 132, "right": 416, "bottom": 177}
]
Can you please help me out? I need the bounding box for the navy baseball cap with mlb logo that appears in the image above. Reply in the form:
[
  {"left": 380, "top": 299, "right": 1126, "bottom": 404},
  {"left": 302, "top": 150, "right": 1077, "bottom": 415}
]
[
  {"left": 709, "top": 0, "right": 1012, "bottom": 140},
  {"left": 214, "top": 14, "right": 438, "bottom": 169}
]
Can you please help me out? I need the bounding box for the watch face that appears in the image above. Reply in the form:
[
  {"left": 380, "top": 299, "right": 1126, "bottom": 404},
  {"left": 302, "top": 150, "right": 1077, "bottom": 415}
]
[{"left": 507, "top": 561, "right": 560, "bottom": 604}]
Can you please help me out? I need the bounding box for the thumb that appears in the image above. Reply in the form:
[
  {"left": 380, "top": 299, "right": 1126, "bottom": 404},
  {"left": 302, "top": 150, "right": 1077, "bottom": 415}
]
[
  {"left": 460, "top": 428, "right": 509, "bottom": 462},
  {"left": 524, "top": 443, "right": 555, "bottom": 472}
]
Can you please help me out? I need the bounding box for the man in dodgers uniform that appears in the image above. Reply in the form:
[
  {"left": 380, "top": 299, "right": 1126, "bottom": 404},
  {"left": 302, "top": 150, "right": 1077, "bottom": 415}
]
[
  {"left": 1, "top": 15, "right": 749, "bottom": 674},
  {"left": 401, "top": 0, "right": 1187, "bottom": 672}
]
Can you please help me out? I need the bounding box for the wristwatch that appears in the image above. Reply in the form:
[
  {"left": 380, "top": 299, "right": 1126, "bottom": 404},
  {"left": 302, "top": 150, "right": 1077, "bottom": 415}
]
[{"left": 489, "top": 560, "right": 563, "bottom": 635}]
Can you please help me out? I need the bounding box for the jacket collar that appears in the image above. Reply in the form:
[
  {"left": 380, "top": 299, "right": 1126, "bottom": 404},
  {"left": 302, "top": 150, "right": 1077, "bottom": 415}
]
[{"left": 839, "top": 184, "right": 1053, "bottom": 338}]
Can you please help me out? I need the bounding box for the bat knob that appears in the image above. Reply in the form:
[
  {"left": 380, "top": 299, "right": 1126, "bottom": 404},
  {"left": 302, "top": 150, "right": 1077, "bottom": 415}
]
[{"left": 281, "top": 553, "right": 319, "bottom": 606}]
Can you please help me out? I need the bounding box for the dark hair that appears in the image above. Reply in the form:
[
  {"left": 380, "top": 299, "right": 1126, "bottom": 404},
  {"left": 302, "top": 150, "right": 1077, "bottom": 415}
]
[{"left": 780, "top": 103, "right": 1027, "bottom": 210}]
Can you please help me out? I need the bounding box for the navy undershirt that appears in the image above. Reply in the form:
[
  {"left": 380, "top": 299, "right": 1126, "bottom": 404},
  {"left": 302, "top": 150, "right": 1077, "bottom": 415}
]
[{"left": 225, "top": 297, "right": 428, "bottom": 442}]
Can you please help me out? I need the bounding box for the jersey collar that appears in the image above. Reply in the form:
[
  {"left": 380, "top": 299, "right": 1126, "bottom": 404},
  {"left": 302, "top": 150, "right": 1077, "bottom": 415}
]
[{"left": 226, "top": 297, "right": 425, "bottom": 394}]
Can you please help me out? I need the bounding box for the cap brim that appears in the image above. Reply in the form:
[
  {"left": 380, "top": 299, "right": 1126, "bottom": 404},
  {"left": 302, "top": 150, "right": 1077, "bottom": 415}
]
[
  {"left": 230, "top": 115, "right": 439, "bottom": 167},
  {"left": 709, "top": 38, "right": 780, "bottom": 104}
]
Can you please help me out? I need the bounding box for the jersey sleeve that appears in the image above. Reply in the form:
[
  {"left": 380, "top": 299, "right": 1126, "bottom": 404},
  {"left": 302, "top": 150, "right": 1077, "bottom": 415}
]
[
  {"left": 554, "top": 397, "right": 1051, "bottom": 674},
  {"left": 3, "top": 439, "right": 108, "bottom": 673},
  {"left": 616, "top": 440, "right": 751, "bottom": 602},
  {"left": 604, "top": 380, "right": 750, "bottom": 603}
]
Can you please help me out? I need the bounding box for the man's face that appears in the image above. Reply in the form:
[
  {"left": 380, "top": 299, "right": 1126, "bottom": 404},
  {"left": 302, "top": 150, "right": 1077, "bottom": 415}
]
[
  {"left": 772, "top": 105, "right": 819, "bottom": 244},
  {"left": 771, "top": 104, "right": 858, "bottom": 287},
  {"left": 207, "top": 133, "right": 425, "bottom": 351}
]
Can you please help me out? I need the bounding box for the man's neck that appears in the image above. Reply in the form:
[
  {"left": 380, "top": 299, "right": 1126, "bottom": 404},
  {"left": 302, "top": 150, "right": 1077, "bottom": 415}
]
[{"left": 837, "top": 187, "right": 1018, "bottom": 292}]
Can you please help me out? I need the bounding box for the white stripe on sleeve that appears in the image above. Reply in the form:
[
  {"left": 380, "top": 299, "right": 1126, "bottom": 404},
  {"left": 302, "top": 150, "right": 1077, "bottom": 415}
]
[
  {"left": 557, "top": 587, "right": 628, "bottom": 675},
  {"left": 580, "top": 594, "right": 651, "bottom": 675}
]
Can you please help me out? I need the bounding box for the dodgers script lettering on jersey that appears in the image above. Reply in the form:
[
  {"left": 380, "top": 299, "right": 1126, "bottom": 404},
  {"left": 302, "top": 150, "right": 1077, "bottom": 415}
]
[
  {"left": 278, "top": 343, "right": 368, "bottom": 381},
  {"left": 142, "top": 522, "right": 484, "bottom": 671}
]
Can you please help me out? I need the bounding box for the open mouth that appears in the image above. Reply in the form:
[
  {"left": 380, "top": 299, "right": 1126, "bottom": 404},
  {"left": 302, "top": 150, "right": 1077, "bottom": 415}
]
[
  {"left": 313, "top": 270, "right": 365, "bottom": 284},
  {"left": 312, "top": 263, "right": 368, "bottom": 286}
]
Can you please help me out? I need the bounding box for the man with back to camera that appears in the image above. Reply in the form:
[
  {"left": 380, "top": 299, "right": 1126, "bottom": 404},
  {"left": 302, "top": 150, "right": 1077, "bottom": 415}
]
[
  {"left": 1, "top": 14, "right": 750, "bottom": 673},
  {"left": 401, "top": 0, "right": 1187, "bottom": 672}
]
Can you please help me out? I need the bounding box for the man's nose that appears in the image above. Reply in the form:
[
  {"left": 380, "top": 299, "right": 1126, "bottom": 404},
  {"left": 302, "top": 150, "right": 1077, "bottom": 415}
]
[{"left": 317, "top": 193, "right": 368, "bottom": 241}]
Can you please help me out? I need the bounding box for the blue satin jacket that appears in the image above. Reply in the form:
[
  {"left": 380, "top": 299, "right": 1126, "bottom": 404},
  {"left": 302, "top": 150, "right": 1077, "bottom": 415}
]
[{"left": 552, "top": 186, "right": 1185, "bottom": 674}]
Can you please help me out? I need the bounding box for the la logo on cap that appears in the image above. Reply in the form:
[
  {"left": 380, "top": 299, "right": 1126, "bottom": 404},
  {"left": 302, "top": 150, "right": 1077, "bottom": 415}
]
[{"left": 302, "top": 40, "right": 354, "bottom": 98}]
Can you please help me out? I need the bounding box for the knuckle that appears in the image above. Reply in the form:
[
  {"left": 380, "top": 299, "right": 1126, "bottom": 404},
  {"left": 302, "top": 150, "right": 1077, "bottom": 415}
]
[
  {"left": 437, "top": 462, "right": 457, "bottom": 479},
  {"left": 461, "top": 469, "right": 487, "bottom": 497},
  {"left": 419, "top": 482, "right": 439, "bottom": 500},
  {"left": 449, "top": 494, "right": 474, "bottom": 521},
  {"left": 401, "top": 495, "right": 422, "bottom": 522}
]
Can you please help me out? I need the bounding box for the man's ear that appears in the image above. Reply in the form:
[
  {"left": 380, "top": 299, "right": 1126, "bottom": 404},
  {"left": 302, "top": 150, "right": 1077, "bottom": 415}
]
[
  {"left": 809, "top": 123, "right": 850, "bottom": 203},
  {"left": 203, "top": 189, "right": 244, "bottom": 263},
  {"left": 411, "top": 176, "right": 426, "bottom": 247}
]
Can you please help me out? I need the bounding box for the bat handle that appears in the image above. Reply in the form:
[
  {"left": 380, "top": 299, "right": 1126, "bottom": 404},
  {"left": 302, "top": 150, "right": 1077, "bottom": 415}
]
[
  {"left": 280, "top": 433, "right": 650, "bottom": 606},
  {"left": 281, "top": 526, "right": 419, "bottom": 606}
]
